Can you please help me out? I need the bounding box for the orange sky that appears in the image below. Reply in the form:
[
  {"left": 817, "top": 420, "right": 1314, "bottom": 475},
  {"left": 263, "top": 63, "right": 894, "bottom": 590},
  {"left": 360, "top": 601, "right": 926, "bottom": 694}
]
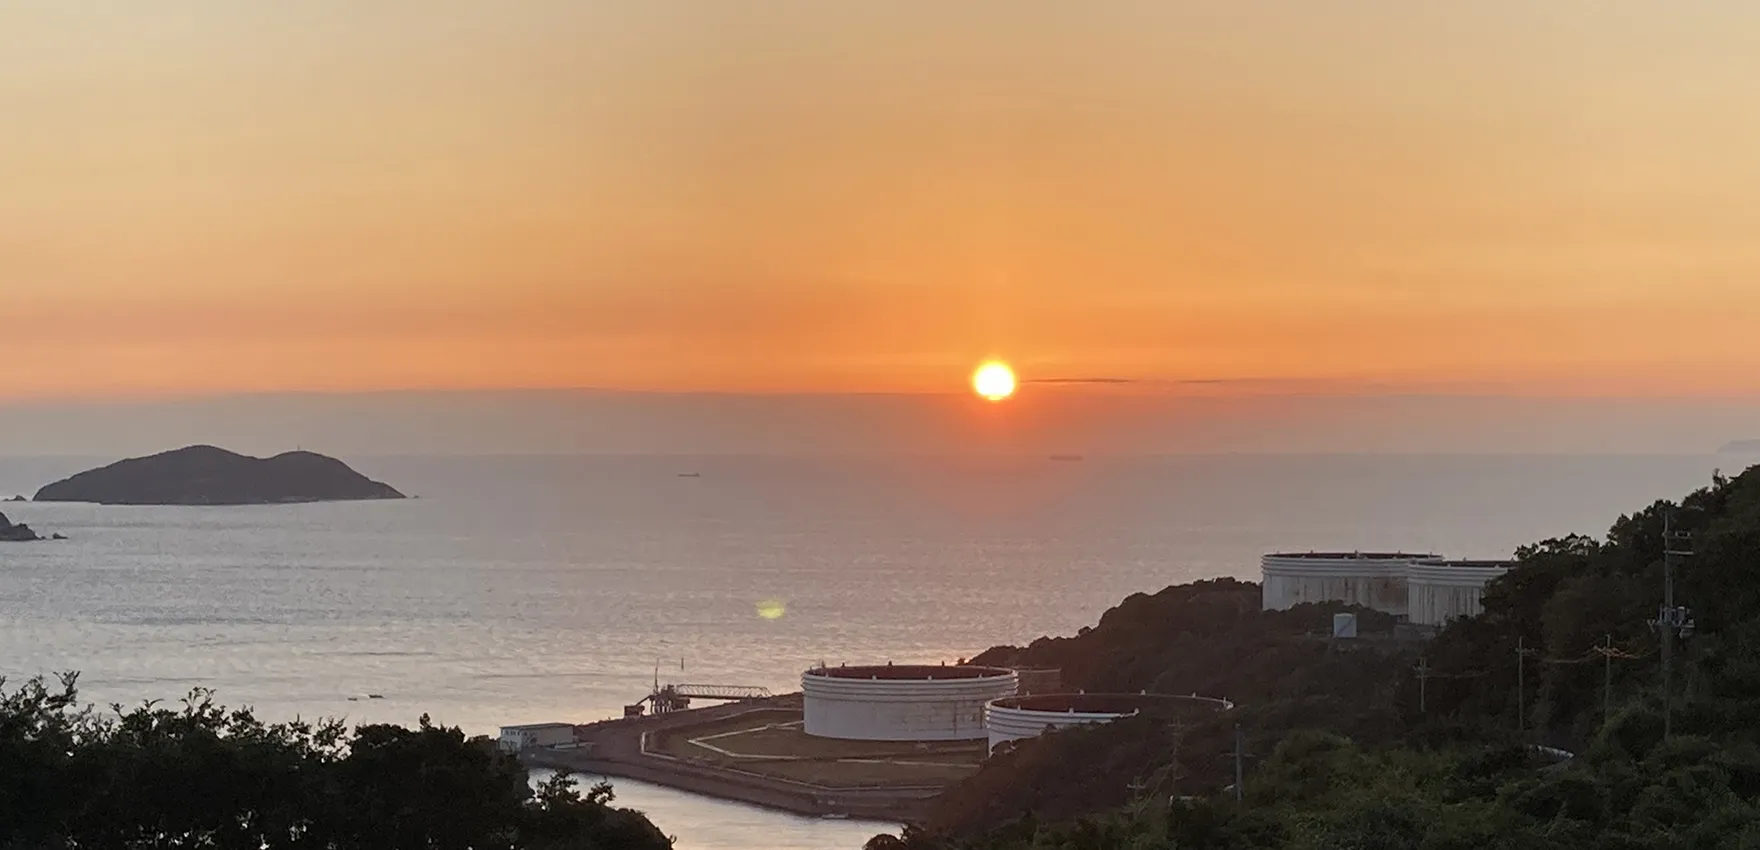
[{"left": 4, "top": 1, "right": 1760, "bottom": 400}]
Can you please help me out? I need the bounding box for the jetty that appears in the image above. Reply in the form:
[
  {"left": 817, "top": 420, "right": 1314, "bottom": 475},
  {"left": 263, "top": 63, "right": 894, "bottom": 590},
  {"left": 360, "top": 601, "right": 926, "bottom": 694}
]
[{"left": 515, "top": 694, "right": 976, "bottom": 822}]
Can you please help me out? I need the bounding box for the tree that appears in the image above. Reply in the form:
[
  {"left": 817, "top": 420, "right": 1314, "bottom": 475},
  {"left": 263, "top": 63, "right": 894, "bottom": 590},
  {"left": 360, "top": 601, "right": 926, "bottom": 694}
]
[{"left": 0, "top": 676, "right": 673, "bottom": 849}]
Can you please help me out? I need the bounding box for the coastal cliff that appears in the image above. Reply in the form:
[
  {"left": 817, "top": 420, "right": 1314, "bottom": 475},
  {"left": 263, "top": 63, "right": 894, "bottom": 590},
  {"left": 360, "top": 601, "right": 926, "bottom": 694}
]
[
  {"left": 33, "top": 446, "right": 405, "bottom": 506},
  {"left": 0, "top": 512, "right": 41, "bottom": 541}
]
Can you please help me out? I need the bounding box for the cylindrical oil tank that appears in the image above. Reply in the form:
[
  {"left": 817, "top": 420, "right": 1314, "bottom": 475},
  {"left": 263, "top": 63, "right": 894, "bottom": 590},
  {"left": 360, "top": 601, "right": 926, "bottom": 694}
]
[
  {"left": 1406, "top": 560, "right": 1512, "bottom": 626},
  {"left": 802, "top": 664, "right": 1020, "bottom": 741},
  {"left": 984, "top": 693, "right": 1234, "bottom": 755},
  {"left": 1260, "top": 552, "right": 1435, "bottom": 616}
]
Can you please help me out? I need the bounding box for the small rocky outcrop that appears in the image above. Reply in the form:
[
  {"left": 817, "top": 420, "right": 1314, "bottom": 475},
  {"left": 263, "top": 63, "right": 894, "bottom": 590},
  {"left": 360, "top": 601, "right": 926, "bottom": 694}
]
[
  {"left": 32, "top": 445, "right": 406, "bottom": 506},
  {"left": 4, "top": 495, "right": 26, "bottom": 502},
  {"left": 0, "top": 512, "right": 41, "bottom": 542}
]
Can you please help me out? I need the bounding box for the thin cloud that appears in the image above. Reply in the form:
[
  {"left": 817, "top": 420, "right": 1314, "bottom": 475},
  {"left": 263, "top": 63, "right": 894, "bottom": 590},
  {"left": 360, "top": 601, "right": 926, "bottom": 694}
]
[
  {"left": 1020, "top": 376, "right": 1454, "bottom": 396},
  {"left": 1024, "top": 377, "right": 1287, "bottom": 386}
]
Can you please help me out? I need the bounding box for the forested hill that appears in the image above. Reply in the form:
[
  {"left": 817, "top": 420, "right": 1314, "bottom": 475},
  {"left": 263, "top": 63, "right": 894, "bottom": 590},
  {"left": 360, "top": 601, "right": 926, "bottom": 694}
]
[{"left": 874, "top": 465, "right": 1760, "bottom": 850}]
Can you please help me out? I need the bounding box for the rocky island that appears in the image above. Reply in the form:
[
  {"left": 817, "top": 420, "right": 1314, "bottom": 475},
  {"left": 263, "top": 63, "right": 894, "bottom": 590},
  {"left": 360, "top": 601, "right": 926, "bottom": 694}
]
[
  {"left": 1720, "top": 439, "right": 1760, "bottom": 454},
  {"left": 0, "top": 512, "right": 42, "bottom": 542},
  {"left": 33, "top": 446, "right": 405, "bottom": 506}
]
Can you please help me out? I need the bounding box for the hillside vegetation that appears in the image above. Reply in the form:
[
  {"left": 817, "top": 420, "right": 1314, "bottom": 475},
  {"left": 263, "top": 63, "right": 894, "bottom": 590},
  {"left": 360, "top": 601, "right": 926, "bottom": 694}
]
[
  {"left": 0, "top": 676, "right": 672, "bottom": 849},
  {"left": 874, "top": 466, "right": 1760, "bottom": 850}
]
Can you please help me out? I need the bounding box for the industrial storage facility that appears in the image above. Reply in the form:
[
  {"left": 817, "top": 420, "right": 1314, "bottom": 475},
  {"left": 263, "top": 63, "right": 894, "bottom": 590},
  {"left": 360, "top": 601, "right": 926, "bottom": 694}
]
[
  {"left": 802, "top": 664, "right": 1019, "bottom": 741},
  {"left": 984, "top": 693, "right": 1235, "bottom": 755},
  {"left": 1406, "top": 559, "right": 1512, "bottom": 626},
  {"left": 1260, "top": 550, "right": 1514, "bottom": 626},
  {"left": 1260, "top": 552, "right": 1434, "bottom": 616}
]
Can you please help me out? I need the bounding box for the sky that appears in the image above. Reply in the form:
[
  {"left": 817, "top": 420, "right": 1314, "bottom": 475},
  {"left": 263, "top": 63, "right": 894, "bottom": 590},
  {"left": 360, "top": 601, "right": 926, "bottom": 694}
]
[
  {"left": 6, "top": 390, "right": 1760, "bottom": 459},
  {"left": 3, "top": 1, "right": 1760, "bottom": 453}
]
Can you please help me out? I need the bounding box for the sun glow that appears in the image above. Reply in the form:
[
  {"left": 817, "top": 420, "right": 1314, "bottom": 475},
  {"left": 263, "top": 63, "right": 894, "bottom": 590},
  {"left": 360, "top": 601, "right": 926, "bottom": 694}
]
[{"left": 972, "top": 361, "right": 1017, "bottom": 401}]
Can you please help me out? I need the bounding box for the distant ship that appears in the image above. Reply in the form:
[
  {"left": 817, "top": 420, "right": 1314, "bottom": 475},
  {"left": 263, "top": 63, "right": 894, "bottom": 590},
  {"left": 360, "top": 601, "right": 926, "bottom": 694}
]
[
  {"left": 1049, "top": 454, "right": 1085, "bottom": 462},
  {"left": 677, "top": 472, "right": 702, "bottom": 478}
]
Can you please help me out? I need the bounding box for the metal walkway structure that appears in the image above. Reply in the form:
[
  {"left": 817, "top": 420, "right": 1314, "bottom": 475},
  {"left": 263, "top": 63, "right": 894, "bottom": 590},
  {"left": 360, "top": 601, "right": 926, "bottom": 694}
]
[
  {"left": 629, "top": 683, "right": 774, "bottom": 716},
  {"left": 669, "top": 684, "right": 773, "bottom": 701}
]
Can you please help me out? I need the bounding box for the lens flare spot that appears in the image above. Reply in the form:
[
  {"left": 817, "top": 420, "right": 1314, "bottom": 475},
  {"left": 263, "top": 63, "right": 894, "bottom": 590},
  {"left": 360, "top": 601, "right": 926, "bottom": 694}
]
[{"left": 756, "top": 599, "right": 787, "bottom": 620}]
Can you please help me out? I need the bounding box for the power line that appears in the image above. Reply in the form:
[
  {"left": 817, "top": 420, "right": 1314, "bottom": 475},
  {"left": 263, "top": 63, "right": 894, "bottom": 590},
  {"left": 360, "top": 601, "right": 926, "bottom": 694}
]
[
  {"left": 1413, "top": 638, "right": 1648, "bottom": 726},
  {"left": 1594, "top": 634, "right": 1615, "bottom": 723}
]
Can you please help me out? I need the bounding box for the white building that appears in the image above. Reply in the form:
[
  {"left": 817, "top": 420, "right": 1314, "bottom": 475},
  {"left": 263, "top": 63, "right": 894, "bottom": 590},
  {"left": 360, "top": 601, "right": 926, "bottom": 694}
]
[
  {"left": 802, "top": 664, "right": 1019, "bottom": 742},
  {"left": 984, "top": 693, "right": 1234, "bottom": 755},
  {"left": 1260, "top": 552, "right": 1435, "bottom": 616},
  {"left": 498, "top": 723, "right": 576, "bottom": 753},
  {"left": 1406, "top": 560, "right": 1512, "bottom": 626}
]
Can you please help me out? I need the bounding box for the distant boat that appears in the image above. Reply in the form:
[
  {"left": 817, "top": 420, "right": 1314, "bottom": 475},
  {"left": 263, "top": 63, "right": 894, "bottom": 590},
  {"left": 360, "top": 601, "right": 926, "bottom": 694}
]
[
  {"left": 1049, "top": 454, "right": 1084, "bottom": 462},
  {"left": 677, "top": 472, "right": 701, "bottom": 478},
  {"left": 367, "top": 694, "right": 385, "bottom": 700}
]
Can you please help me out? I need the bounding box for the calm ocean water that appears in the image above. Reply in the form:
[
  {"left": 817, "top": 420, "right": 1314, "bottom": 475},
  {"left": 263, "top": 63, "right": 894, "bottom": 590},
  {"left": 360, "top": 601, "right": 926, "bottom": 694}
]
[{"left": 0, "top": 453, "right": 1735, "bottom": 848}]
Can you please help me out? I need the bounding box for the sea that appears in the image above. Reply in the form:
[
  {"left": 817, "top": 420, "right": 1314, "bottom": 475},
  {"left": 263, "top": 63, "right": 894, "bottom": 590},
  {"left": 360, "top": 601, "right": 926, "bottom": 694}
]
[{"left": 0, "top": 453, "right": 1737, "bottom": 849}]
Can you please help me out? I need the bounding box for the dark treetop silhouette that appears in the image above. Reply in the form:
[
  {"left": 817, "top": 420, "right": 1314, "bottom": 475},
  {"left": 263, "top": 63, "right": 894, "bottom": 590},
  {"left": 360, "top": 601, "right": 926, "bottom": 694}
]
[{"left": 0, "top": 676, "right": 673, "bottom": 849}]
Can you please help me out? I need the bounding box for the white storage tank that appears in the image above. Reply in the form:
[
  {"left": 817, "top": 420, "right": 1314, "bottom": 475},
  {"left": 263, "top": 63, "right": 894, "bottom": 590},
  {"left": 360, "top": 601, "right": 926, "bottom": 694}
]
[
  {"left": 984, "top": 693, "right": 1234, "bottom": 755},
  {"left": 802, "top": 664, "right": 1019, "bottom": 742},
  {"left": 1260, "top": 552, "right": 1435, "bottom": 616},
  {"left": 1406, "top": 559, "right": 1512, "bottom": 626}
]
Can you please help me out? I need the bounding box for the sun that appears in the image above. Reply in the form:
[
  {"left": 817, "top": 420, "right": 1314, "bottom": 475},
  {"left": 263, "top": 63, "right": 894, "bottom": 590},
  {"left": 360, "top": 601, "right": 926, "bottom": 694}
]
[{"left": 972, "top": 361, "right": 1017, "bottom": 401}]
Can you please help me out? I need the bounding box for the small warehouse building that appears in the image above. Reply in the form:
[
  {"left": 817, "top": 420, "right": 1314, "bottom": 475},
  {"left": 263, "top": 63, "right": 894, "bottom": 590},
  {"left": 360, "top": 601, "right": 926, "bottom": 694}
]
[
  {"left": 802, "top": 664, "right": 1019, "bottom": 742},
  {"left": 497, "top": 723, "right": 577, "bottom": 753}
]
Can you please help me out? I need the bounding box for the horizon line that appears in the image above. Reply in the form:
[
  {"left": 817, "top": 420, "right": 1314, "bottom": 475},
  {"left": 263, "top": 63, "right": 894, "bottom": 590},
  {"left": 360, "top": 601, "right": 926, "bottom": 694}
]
[{"left": 8, "top": 383, "right": 1760, "bottom": 406}]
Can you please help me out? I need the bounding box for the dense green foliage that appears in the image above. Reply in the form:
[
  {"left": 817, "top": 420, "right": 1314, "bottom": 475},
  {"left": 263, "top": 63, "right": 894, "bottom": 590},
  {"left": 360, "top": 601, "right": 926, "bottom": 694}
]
[
  {"left": 877, "top": 465, "right": 1760, "bottom": 850},
  {"left": 0, "top": 676, "right": 672, "bottom": 849}
]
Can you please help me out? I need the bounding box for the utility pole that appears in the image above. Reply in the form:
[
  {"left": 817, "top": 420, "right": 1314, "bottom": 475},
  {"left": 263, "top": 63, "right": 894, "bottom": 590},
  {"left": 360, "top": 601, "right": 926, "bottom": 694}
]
[
  {"left": 1601, "top": 634, "right": 1614, "bottom": 722},
  {"left": 1414, "top": 657, "right": 1430, "bottom": 715},
  {"left": 1654, "top": 512, "right": 1697, "bottom": 740},
  {"left": 1515, "top": 637, "right": 1537, "bottom": 734},
  {"left": 1662, "top": 513, "right": 1675, "bottom": 740},
  {"left": 1233, "top": 724, "right": 1244, "bottom": 804}
]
